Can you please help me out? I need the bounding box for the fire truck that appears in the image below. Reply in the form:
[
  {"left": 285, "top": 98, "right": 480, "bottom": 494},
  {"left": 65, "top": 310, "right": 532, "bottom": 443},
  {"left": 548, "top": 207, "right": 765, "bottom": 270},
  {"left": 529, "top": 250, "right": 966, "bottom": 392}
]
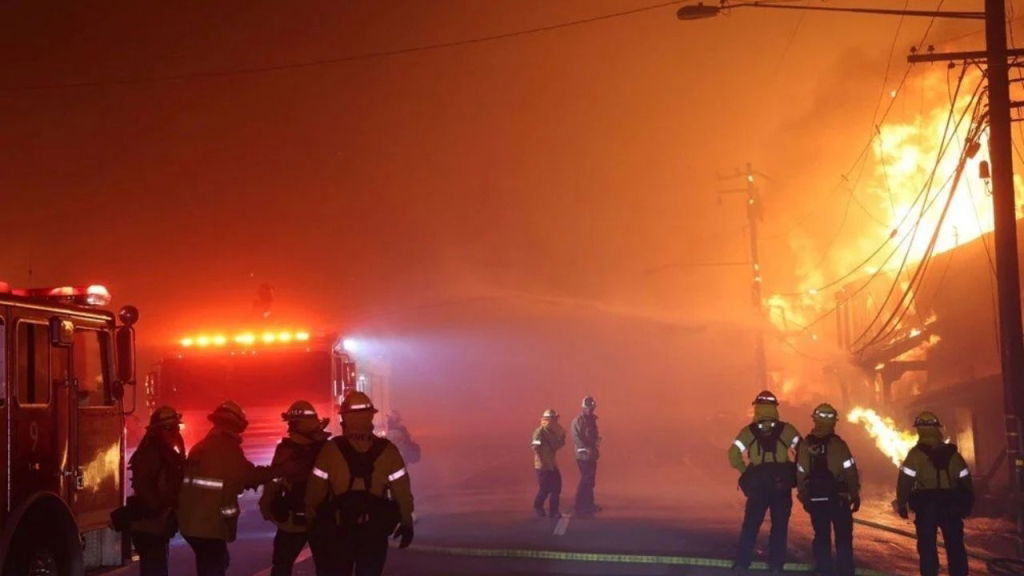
[
  {"left": 0, "top": 283, "right": 138, "bottom": 576},
  {"left": 145, "top": 329, "right": 359, "bottom": 464}
]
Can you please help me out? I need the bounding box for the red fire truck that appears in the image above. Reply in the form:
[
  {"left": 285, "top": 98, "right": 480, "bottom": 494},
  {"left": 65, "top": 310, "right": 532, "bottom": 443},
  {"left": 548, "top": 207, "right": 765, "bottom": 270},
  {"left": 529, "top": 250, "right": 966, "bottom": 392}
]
[
  {"left": 0, "top": 283, "right": 138, "bottom": 576},
  {"left": 145, "top": 329, "right": 359, "bottom": 464}
]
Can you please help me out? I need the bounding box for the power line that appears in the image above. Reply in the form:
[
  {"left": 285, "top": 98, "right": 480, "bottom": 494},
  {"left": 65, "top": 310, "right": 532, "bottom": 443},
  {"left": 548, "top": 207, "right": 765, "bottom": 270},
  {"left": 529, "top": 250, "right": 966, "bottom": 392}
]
[{"left": 0, "top": 1, "right": 686, "bottom": 91}]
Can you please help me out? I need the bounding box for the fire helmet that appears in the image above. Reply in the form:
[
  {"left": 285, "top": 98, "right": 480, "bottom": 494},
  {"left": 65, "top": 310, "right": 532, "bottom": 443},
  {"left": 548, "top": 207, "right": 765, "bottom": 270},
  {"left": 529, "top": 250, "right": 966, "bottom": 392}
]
[
  {"left": 582, "top": 396, "right": 597, "bottom": 410},
  {"left": 208, "top": 400, "right": 248, "bottom": 432},
  {"left": 913, "top": 411, "right": 942, "bottom": 428},
  {"left": 812, "top": 403, "right": 838, "bottom": 422},
  {"left": 752, "top": 390, "right": 779, "bottom": 406},
  {"left": 149, "top": 405, "right": 182, "bottom": 430},
  {"left": 282, "top": 400, "right": 319, "bottom": 422},
  {"left": 542, "top": 409, "right": 559, "bottom": 420},
  {"left": 340, "top": 391, "right": 378, "bottom": 415}
]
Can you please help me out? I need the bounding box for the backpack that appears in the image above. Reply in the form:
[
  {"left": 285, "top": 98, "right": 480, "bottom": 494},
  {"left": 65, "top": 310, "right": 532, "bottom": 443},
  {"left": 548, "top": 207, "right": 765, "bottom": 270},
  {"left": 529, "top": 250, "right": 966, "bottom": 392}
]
[
  {"left": 804, "top": 433, "right": 840, "bottom": 500},
  {"left": 747, "top": 421, "right": 788, "bottom": 462},
  {"left": 917, "top": 442, "right": 958, "bottom": 489},
  {"left": 329, "top": 437, "right": 401, "bottom": 533}
]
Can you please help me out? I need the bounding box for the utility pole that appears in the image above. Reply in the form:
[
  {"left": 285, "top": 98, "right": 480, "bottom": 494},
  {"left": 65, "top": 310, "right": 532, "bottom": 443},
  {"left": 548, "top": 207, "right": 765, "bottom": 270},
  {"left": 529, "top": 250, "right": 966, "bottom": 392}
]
[
  {"left": 984, "top": 0, "right": 1024, "bottom": 550},
  {"left": 720, "top": 163, "right": 769, "bottom": 389},
  {"left": 907, "top": 0, "right": 1024, "bottom": 552}
]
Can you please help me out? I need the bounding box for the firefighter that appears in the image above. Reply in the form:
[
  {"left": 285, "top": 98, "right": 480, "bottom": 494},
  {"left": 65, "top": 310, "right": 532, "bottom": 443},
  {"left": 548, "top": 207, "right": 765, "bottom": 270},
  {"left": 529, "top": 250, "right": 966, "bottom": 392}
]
[
  {"left": 305, "top": 391, "right": 414, "bottom": 576},
  {"left": 572, "top": 396, "right": 601, "bottom": 517},
  {"left": 796, "top": 403, "right": 860, "bottom": 576},
  {"left": 128, "top": 406, "right": 186, "bottom": 576},
  {"left": 728, "top": 390, "right": 801, "bottom": 576},
  {"left": 895, "top": 411, "right": 974, "bottom": 576},
  {"left": 532, "top": 408, "right": 566, "bottom": 518},
  {"left": 384, "top": 411, "right": 421, "bottom": 465},
  {"left": 178, "top": 401, "right": 283, "bottom": 576},
  {"left": 259, "top": 401, "right": 331, "bottom": 576}
]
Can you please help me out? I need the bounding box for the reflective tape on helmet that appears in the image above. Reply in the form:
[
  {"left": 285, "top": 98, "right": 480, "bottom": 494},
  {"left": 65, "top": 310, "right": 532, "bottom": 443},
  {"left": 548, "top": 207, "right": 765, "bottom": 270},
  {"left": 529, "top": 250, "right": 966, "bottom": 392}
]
[
  {"left": 532, "top": 440, "right": 542, "bottom": 446},
  {"left": 900, "top": 466, "right": 917, "bottom": 478},
  {"left": 312, "top": 467, "right": 329, "bottom": 480},
  {"left": 288, "top": 409, "right": 317, "bottom": 417},
  {"left": 733, "top": 439, "right": 746, "bottom": 451},
  {"left": 959, "top": 468, "right": 970, "bottom": 478},
  {"left": 185, "top": 476, "right": 224, "bottom": 490},
  {"left": 810, "top": 497, "right": 829, "bottom": 502},
  {"left": 388, "top": 468, "right": 408, "bottom": 482},
  {"left": 843, "top": 458, "right": 855, "bottom": 469},
  {"left": 220, "top": 505, "right": 239, "bottom": 517},
  {"left": 348, "top": 403, "right": 373, "bottom": 411}
]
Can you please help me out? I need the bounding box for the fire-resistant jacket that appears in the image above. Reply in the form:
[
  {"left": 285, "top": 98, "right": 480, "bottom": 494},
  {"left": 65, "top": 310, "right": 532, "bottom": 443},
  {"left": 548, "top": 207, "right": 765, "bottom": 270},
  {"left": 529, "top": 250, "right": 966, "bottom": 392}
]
[
  {"left": 178, "top": 427, "right": 278, "bottom": 542},
  {"left": 728, "top": 420, "right": 801, "bottom": 474},
  {"left": 259, "top": 432, "right": 328, "bottom": 533},
  {"left": 532, "top": 422, "right": 566, "bottom": 471},
  {"left": 128, "top": 432, "right": 185, "bottom": 535},
  {"left": 305, "top": 435, "right": 414, "bottom": 527},
  {"left": 897, "top": 438, "right": 973, "bottom": 509},
  {"left": 571, "top": 413, "right": 600, "bottom": 462},
  {"left": 795, "top": 432, "right": 860, "bottom": 502}
]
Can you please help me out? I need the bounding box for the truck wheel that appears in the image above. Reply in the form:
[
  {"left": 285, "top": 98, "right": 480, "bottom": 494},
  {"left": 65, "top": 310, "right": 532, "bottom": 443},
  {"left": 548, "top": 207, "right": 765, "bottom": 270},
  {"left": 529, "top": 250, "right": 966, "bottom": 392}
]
[{"left": 26, "top": 549, "right": 58, "bottom": 576}]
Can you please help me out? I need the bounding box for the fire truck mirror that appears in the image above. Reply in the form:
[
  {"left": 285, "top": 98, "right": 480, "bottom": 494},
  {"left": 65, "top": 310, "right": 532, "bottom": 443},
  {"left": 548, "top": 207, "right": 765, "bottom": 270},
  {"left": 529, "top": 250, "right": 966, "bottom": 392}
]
[
  {"left": 49, "top": 317, "right": 74, "bottom": 347},
  {"left": 116, "top": 325, "right": 136, "bottom": 386}
]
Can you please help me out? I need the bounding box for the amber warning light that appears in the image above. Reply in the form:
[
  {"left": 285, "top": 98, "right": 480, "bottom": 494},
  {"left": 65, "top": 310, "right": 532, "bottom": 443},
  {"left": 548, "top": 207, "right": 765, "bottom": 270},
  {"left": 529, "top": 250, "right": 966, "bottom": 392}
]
[{"left": 179, "top": 330, "right": 311, "bottom": 349}]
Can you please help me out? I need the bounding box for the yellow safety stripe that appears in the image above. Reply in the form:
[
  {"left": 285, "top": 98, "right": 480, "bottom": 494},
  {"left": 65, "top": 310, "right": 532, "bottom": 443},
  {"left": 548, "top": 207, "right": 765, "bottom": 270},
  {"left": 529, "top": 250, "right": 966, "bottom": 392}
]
[
  {"left": 900, "top": 466, "right": 917, "bottom": 478},
  {"left": 388, "top": 468, "right": 407, "bottom": 482},
  {"left": 733, "top": 439, "right": 746, "bottom": 451},
  {"left": 843, "top": 458, "right": 855, "bottom": 469},
  {"left": 220, "top": 505, "right": 239, "bottom": 517},
  {"left": 185, "top": 476, "right": 224, "bottom": 489},
  {"left": 408, "top": 544, "right": 895, "bottom": 576},
  {"left": 959, "top": 468, "right": 970, "bottom": 478},
  {"left": 312, "top": 467, "right": 329, "bottom": 480}
]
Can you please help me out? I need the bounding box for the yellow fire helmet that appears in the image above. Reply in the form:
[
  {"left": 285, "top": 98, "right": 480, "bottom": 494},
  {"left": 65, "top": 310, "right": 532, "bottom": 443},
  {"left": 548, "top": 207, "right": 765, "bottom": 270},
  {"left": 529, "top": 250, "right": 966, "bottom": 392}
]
[
  {"left": 282, "top": 400, "right": 319, "bottom": 422},
  {"left": 812, "top": 403, "right": 838, "bottom": 422},
  {"left": 208, "top": 400, "right": 249, "bottom": 431},
  {"left": 340, "top": 391, "right": 378, "bottom": 414},
  {"left": 752, "top": 390, "right": 779, "bottom": 406},
  {"left": 913, "top": 411, "right": 943, "bottom": 428},
  {"left": 542, "top": 409, "right": 559, "bottom": 420},
  {"left": 149, "top": 405, "right": 182, "bottom": 429}
]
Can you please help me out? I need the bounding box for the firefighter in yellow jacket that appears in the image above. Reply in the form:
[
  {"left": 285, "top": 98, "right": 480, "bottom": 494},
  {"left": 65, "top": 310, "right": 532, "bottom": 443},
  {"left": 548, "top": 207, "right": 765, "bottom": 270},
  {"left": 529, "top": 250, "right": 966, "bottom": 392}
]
[
  {"left": 178, "top": 401, "right": 281, "bottom": 576},
  {"left": 305, "top": 392, "right": 414, "bottom": 576},
  {"left": 532, "top": 409, "right": 566, "bottom": 518},
  {"left": 728, "top": 390, "right": 801, "bottom": 576},
  {"left": 895, "top": 411, "right": 974, "bottom": 576},
  {"left": 259, "top": 401, "right": 331, "bottom": 576},
  {"left": 796, "top": 403, "right": 860, "bottom": 576}
]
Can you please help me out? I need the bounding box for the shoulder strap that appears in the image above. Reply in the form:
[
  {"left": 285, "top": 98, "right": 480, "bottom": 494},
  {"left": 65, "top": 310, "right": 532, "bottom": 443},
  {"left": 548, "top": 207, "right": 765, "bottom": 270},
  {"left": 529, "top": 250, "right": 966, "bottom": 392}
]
[{"left": 333, "top": 436, "right": 391, "bottom": 492}]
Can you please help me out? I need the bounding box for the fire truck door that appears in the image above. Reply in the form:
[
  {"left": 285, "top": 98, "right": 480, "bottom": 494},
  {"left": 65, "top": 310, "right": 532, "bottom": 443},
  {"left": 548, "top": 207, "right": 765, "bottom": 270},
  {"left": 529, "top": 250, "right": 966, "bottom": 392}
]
[
  {"left": 11, "top": 321, "right": 68, "bottom": 504},
  {"left": 70, "top": 327, "right": 121, "bottom": 530}
]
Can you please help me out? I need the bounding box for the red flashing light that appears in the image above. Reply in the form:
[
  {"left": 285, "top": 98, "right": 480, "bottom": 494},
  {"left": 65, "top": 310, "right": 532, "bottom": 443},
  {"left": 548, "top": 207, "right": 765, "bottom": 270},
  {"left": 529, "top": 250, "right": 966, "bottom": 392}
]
[
  {"left": 179, "top": 329, "right": 312, "bottom": 350},
  {"left": 12, "top": 284, "right": 111, "bottom": 307}
]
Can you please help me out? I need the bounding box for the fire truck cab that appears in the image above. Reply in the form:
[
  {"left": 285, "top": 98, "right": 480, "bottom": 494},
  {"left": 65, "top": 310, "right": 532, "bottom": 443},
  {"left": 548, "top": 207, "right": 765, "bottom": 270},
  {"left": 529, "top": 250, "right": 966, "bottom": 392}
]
[
  {"left": 146, "top": 328, "right": 359, "bottom": 464},
  {"left": 0, "top": 284, "right": 137, "bottom": 576}
]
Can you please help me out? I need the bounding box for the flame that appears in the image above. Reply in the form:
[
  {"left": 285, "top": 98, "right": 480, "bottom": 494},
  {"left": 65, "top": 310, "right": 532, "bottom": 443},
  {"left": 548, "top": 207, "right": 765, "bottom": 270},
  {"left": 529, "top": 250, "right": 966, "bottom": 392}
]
[{"left": 847, "top": 407, "right": 917, "bottom": 467}]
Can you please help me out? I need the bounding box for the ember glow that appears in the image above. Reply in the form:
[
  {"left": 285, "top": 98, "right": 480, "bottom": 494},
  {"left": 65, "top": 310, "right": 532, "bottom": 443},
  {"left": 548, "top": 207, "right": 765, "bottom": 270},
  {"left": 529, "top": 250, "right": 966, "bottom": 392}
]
[{"left": 847, "top": 407, "right": 917, "bottom": 467}]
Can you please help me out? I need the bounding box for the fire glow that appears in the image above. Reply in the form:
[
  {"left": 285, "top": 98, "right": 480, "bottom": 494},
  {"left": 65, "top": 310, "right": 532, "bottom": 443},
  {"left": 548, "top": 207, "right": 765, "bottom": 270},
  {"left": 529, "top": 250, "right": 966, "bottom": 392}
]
[{"left": 847, "top": 407, "right": 917, "bottom": 467}]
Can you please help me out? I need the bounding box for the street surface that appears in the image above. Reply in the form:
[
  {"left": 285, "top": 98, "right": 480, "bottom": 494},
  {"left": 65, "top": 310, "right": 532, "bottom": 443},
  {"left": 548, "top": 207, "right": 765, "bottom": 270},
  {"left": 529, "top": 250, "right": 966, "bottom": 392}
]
[{"left": 106, "top": 471, "right": 1014, "bottom": 576}]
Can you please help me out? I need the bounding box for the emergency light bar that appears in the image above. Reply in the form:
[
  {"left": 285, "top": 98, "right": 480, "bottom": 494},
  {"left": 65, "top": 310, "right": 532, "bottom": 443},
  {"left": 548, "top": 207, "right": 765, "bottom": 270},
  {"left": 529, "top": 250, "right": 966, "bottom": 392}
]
[
  {"left": 179, "top": 330, "right": 311, "bottom": 349},
  {"left": 11, "top": 284, "right": 112, "bottom": 307}
]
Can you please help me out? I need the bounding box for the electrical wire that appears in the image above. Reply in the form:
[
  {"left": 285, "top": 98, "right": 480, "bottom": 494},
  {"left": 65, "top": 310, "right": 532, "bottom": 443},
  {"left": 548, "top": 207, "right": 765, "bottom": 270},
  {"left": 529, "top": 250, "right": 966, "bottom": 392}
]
[
  {"left": 851, "top": 74, "right": 986, "bottom": 353},
  {"left": 0, "top": 1, "right": 687, "bottom": 91}
]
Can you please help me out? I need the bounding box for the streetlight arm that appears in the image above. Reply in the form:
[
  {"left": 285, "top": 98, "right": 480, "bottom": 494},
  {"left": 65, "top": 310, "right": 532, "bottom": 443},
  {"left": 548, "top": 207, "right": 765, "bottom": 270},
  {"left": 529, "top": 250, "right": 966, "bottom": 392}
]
[{"left": 677, "top": 2, "right": 984, "bottom": 20}]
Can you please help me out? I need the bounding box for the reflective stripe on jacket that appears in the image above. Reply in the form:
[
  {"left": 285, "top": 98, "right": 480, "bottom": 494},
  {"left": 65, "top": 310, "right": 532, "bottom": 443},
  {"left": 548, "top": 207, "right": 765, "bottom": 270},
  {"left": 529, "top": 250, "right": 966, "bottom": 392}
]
[
  {"left": 177, "top": 427, "right": 275, "bottom": 541},
  {"left": 795, "top": 432, "right": 860, "bottom": 501},
  {"left": 728, "top": 421, "right": 800, "bottom": 474}
]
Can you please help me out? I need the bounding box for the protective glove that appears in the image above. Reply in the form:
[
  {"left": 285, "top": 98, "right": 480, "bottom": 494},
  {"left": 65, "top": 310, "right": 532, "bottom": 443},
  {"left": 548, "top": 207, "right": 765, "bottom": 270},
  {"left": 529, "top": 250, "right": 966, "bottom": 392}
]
[
  {"left": 894, "top": 500, "right": 909, "bottom": 519},
  {"left": 849, "top": 495, "right": 861, "bottom": 513},
  {"left": 392, "top": 523, "right": 414, "bottom": 549}
]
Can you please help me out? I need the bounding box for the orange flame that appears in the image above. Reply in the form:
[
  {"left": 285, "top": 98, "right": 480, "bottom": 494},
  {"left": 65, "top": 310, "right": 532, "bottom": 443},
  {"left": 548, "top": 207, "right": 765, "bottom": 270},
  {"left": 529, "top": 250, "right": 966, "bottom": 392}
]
[{"left": 847, "top": 407, "right": 916, "bottom": 467}]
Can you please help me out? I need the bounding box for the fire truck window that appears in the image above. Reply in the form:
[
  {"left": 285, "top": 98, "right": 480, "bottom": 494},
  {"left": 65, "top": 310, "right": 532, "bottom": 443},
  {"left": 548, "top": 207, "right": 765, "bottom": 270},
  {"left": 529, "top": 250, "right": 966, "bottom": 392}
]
[
  {"left": 74, "top": 329, "right": 111, "bottom": 407},
  {"left": 16, "top": 323, "right": 50, "bottom": 405}
]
